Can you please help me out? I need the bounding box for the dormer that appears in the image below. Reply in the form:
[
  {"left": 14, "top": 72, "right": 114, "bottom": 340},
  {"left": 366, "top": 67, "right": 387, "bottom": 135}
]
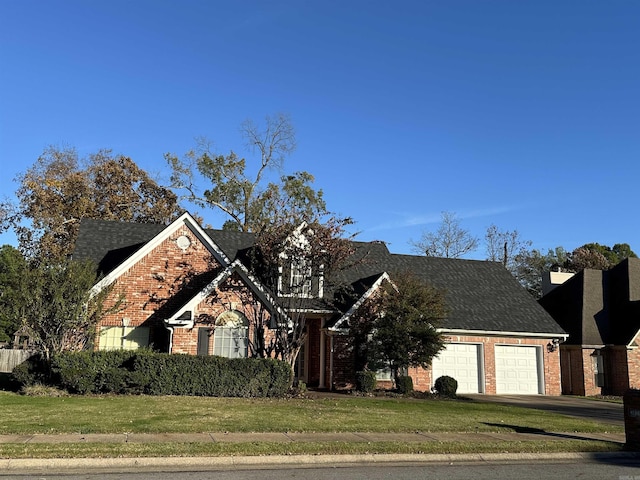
[{"left": 277, "top": 223, "right": 324, "bottom": 299}]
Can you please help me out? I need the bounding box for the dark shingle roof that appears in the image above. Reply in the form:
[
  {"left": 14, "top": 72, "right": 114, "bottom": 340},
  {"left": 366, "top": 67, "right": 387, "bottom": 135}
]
[
  {"left": 73, "top": 219, "right": 167, "bottom": 276},
  {"left": 74, "top": 218, "right": 565, "bottom": 336},
  {"left": 385, "top": 255, "right": 564, "bottom": 334},
  {"left": 540, "top": 258, "right": 640, "bottom": 345}
]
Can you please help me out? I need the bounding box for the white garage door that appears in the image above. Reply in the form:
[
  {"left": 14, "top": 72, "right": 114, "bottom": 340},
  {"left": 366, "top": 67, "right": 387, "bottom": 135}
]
[
  {"left": 431, "top": 343, "right": 482, "bottom": 394},
  {"left": 495, "top": 345, "right": 541, "bottom": 394}
]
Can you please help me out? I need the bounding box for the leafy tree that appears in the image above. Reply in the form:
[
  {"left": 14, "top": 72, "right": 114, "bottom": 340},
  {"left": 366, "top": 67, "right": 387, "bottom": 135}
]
[
  {"left": 247, "top": 216, "right": 355, "bottom": 370},
  {"left": 1, "top": 147, "right": 182, "bottom": 259},
  {"left": 350, "top": 273, "right": 448, "bottom": 382},
  {"left": 566, "top": 242, "right": 637, "bottom": 271},
  {"left": 411, "top": 211, "right": 478, "bottom": 258},
  {"left": 485, "top": 224, "right": 532, "bottom": 274},
  {"left": 514, "top": 247, "right": 570, "bottom": 299},
  {"left": 514, "top": 242, "right": 637, "bottom": 299},
  {"left": 18, "top": 258, "right": 119, "bottom": 360},
  {"left": 568, "top": 245, "right": 611, "bottom": 271},
  {"left": 0, "top": 245, "right": 29, "bottom": 343},
  {"left": 166, "top": 113, "right": 328, "bottom": 233}
]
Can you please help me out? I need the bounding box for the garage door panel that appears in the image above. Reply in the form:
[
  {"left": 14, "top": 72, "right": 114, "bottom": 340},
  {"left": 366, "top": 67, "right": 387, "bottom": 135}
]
[
  {"left": 432, "top": 343, "right": 481, "bottom": 394},
  {"left": 495, "top": 345, "right": 541, "bottom": 394}
]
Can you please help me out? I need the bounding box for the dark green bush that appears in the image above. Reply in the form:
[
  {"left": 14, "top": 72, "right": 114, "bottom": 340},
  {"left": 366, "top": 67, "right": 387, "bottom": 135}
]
[
  {"left": 355, "top": 370, "right": 377, "bottom": 393},
  {"left": 11, "top": 354, "right": 50, "bottom": 387},
  {"left": 132, "top": 353, "right": 291, "bottom": 397},
  {"left": 51, "top": 350, "right": 138, "bottom": 394},
  {"left": 396, "top": 375, "right": 414, "bottom": 394},
  {"left": 47, "top": 350, "right": 292, "bottom": 397},
  {"left": 434, "top": 375, "right": 458, "bottom": 397}
]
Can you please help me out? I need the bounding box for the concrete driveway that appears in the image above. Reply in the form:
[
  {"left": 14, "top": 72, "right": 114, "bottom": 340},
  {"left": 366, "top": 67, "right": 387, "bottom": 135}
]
[{"left": 465, "top": 394, "right": 624, "bottom": 427}]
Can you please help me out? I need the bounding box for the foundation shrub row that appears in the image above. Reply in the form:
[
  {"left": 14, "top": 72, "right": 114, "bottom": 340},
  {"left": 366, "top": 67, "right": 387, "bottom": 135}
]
[{"left": 12, "top": 351, "right": 292, "bottom": 397}]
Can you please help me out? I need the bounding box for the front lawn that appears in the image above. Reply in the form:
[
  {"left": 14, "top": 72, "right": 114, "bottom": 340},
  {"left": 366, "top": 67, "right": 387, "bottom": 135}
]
[{"left": 0, "top": 392, "right": 622, "bottom": 435}]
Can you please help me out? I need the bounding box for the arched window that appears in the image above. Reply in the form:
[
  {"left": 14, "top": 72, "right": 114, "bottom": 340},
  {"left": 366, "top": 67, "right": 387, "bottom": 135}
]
[{"left": 213, "top": 310, "right": 249, "bottom": 358}]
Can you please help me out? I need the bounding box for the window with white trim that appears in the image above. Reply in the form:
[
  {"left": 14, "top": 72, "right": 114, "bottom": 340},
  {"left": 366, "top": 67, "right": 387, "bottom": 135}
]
[
  {"left": 99, "top": 326, "right": 149, "bottom": 351},
  {"left": 375, "top": 368, "right": 393, "bottom": 381},
  {"left": 290, "top": 260, "right": 312, "bottom": 297},
  {"left": 213, "top": 311, "right": 248, "bottom": 358}
]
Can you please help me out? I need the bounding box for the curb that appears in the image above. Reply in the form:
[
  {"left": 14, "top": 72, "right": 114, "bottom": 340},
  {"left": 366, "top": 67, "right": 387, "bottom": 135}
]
[{"left": 1, "top": 452, "right": 639, "bottom": 474}]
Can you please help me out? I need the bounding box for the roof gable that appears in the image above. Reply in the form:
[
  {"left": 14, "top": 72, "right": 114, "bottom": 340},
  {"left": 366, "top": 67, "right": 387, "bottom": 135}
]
[
  {"left": 87, "top": 212, "right": 231, "bottom": 296},
  {"left": 165, "top": 260, "right": 283, "bottom": 327},
  {"left": 74, "top": 215, "right": 564, "bottom": 337}
]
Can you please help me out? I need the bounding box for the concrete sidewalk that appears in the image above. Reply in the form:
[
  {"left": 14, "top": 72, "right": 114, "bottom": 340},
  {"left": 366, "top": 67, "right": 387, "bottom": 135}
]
[
  {"left": 0, "top": 430, "right": 626, "bottom": 445},
  {"left": 0, "top": 431, "right": 631, "bottom": 475}
]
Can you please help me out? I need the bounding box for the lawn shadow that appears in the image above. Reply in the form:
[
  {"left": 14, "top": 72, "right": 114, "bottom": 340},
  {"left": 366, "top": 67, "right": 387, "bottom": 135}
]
[{"left": 482, "top": 422, "right": 619, "bottom": 442}]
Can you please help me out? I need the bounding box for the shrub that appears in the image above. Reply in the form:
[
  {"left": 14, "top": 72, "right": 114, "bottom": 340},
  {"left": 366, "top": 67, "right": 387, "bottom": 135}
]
[
  {"left": 51, "top": 350, "right": 138, "bottom": 394},
  {"left": 396, "top": 375, "right": 414, "bottom": 394},
  {"left": 47, "top": 350, "right": 292, "bottom": 397},
  {"left": 355, "top": 370, "right": 377, "bottom": 393},
  {"left": 11, "top": 355, "right": 50, "bottom": 388},
  {"left": 434, "top": 375, "right": 458, "bottom": 397},
  {"left": 133, "top": 353, "right": 291, "bottom": 397},
  {"left": 20, "top": 384, "right": 68, "bottom": 397}
]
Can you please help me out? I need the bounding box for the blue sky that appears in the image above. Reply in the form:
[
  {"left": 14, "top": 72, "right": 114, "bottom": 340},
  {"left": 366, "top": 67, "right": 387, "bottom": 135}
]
[{"left": 1, "top": 1, "right": 639, "bottom": 257}]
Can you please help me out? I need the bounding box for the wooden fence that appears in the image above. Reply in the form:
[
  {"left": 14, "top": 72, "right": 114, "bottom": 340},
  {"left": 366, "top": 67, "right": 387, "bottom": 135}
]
[{"left": 0, "top": 350, "right": 34, "bottom": 373}]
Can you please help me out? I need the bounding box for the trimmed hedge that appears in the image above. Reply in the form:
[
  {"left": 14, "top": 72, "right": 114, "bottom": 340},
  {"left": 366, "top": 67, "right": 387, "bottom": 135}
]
[
  {"left": 355, "top": 370, "right": 377, "bottom": 393},
  {"left": 11, "top": 354, "right": 50, "bottom": 387},
  {"left": 14, "top": 350, "right": 292, "bottom": 397},
  {"left": 434, "top": 375, "right": 458, "bottom": 397},
  {"left": 51, "top": 350, "right": 138, "bottom": 394},
  {"left": 130, "top": 352, "right": 292, "bottom": 397},
  {"left": 396, "top": 375, "right": 414, "bottom": 394}
]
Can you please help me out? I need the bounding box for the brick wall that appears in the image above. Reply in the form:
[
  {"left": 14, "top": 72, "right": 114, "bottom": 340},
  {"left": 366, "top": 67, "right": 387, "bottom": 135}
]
[
  {"left": 96, "top": 229, "right": 272, "bottom": 357},
  {"left": 559, "top": 345, "right": 640, "bottom": 397},
  {"left": 96, "top": 230, "right": 219, "bottom": 350},
  {"left": 325, "top": 334, "right": 562, "bottom": 395},
  {"left": 628, "top": 348, "right": 640, "bottom": 391},
  {"left": 604, "top": 347, "right": 629, "bottom": 396},
  {"left": 332, "top": 335, "right": 355, "bottom": 390}
]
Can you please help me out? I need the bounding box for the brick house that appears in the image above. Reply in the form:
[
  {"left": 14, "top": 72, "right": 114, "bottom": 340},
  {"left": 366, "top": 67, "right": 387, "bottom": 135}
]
[
  {"left": 539, "top": 258, "right": 640, "bottom": 396},
  {"left": 74, "top": 212, "right": 566, "bottom": 395}
]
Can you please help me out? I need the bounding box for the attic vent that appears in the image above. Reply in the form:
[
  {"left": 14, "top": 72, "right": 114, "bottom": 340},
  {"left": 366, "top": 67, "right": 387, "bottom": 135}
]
[
  {"left": 176, "top": 235, "right": 191, "bottom": 251},
  {"left": 177, "top": 311, "right": 192, "bottom": 322}
]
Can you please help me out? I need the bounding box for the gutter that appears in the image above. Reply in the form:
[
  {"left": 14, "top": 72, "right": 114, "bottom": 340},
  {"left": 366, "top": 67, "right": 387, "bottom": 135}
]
[{"left": 439, "top": 328, "right": 569, "bottom": 340}]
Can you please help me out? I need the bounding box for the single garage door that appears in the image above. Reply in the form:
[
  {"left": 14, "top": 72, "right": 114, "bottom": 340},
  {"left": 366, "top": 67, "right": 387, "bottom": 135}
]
[
  {"left": 431, "top": 343, "right": 482, "bottom": 393},
  {"left": 495, "top": 345, "right": 541, "bottom": 394}
]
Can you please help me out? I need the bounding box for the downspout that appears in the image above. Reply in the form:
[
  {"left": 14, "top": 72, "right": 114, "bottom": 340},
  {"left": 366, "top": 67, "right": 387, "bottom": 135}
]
[{"left": 164, "top": 323, "right": 174, "bottom": 353}]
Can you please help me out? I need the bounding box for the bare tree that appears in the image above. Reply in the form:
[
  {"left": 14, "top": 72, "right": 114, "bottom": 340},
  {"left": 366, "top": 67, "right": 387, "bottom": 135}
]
[
  {"left": 485, "top": 224, "right": 532, "bottom": 273},
  {"left": 166, "top": 113, "right": 326, "bottom": 233},
  {"left": 411, "top": 211, "right": 478, "bottom": 258}
]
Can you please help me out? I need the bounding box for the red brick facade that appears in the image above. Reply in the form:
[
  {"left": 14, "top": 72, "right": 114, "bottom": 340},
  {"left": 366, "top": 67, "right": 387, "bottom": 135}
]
[
  {"left": 95, "top": 228, "right": 270, "bottom": 357},
  {"left": 306, "top": 329, "right": 562, "bottom": 395},
  {"left": 91, "top": 216, "right": 564, "bottom": 396},
  {"left": 559, "top": 345, "right": 640, "bottom": 396}
]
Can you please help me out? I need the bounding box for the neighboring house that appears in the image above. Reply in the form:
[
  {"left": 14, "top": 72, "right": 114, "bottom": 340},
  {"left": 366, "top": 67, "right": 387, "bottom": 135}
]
[
  {"left": 73, "top": 213, "right": 566, "bottom": 395},
  {"left": 540, "top": 258, "right": 640, "bottom": 396}
]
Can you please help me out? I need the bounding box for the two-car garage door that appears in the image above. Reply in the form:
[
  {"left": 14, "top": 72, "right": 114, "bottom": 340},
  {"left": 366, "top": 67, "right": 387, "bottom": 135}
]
[{"left": 431, "top": 343, "right": 542, "bottom": 394}]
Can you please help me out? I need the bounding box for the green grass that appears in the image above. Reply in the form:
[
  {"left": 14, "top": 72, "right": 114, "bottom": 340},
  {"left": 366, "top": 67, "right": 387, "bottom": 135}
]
[
  {"left": 0, "top": 391, "right": 622, "bottom": 435},
  {"left": 0, "top": 440, "right": 624, "bottom": 459}
]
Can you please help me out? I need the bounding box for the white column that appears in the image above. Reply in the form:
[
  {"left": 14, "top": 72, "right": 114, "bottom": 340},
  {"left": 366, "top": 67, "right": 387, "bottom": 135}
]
[
  {"left": 329, "top": 334, "right": 334, "bottom": 391},
  {"left": 319, "top": 330, "right": 326, "bottom": 389}
]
